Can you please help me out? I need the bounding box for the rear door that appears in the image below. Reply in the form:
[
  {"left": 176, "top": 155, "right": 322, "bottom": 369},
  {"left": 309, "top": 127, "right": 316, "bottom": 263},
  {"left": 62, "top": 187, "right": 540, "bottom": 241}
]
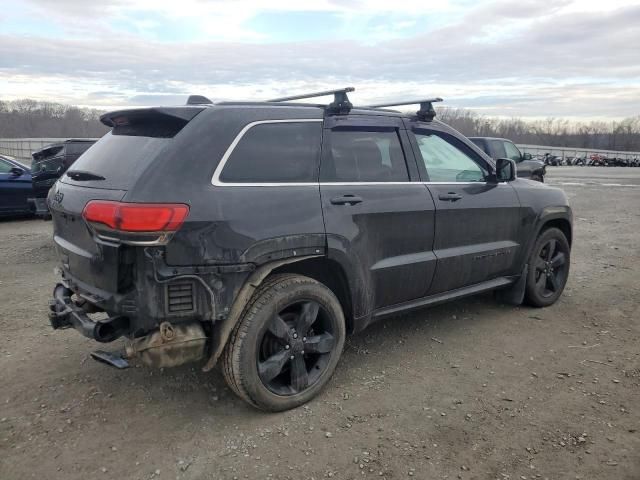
[
  {"left": 319, "top": 115, "right": 436, "bottom": 316},
  {"left": 408, "top": 124, "right": 521, "bottom": 294}
]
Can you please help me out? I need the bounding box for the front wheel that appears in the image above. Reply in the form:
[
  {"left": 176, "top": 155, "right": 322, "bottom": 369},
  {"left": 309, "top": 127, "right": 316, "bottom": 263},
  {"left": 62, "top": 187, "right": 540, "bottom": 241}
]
[
  {"left": 222, "top": 274, "right": 346, "bottom": 411},
  {"left": 524, "top": 228, "right": 571, "bottom": 307}
]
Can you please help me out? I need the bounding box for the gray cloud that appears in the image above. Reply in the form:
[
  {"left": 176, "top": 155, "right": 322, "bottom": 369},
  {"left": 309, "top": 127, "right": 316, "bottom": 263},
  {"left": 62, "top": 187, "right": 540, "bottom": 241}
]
[{"left": 1, "top": 2, "right": 639, "bottom": 117}]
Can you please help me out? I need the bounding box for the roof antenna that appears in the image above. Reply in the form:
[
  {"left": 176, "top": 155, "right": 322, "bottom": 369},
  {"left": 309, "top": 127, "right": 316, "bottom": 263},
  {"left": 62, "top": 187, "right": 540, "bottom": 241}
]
[
  {"left": 366, "top": 97, "right": 444, "bottom": 121},
  {"left": 186, "top": 95, "right": 213, "bottom": 105}
]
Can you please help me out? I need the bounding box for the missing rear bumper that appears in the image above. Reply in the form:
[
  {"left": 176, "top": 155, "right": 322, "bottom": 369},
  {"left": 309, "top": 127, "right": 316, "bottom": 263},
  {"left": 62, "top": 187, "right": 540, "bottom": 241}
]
[{"left": 48, "top": 283, "right": 129, "bottom": 342}]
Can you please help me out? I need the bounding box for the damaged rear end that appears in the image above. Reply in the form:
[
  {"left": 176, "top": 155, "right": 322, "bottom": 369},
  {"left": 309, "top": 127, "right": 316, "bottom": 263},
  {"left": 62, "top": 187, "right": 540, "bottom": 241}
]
[{"left": 48, "top": 106, "right": 217, "bottom": 369}]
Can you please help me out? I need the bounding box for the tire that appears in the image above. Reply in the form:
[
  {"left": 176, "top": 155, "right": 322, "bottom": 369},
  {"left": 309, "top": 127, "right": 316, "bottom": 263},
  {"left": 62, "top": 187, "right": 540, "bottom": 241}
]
[
  {"left": 524, "top": 228, "right": 570, "bottom": 307},
  {"left": 222, "top": 274, "right": 346, "bottom": 411},
  {"left": 531, "top": 174, "right": 544, "bottom": 183}
]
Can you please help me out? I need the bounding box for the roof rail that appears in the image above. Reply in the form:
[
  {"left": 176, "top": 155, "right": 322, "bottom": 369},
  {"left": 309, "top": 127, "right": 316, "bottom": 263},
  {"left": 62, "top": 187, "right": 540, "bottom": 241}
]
[
  {"left": 186, "top": 95, "right": 213, "bottom": 105},
  {"left": 366, "top": 97, "right": 443, "bottom": 121},
  {"left": 267, "top": 87, "right": 355, "bottom": 115}
]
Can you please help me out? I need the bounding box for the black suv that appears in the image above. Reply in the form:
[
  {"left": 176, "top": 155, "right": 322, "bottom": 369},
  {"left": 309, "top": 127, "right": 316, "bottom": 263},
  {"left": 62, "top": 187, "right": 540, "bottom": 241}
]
[
  {"left": 47, "top": 88, "right": 572, "bottom": 411},
  {"left": 30, "top": 139, "right": 96, "bottom": 216},
  {"left": 468, "top": 137, "right": 546, "bottom": 182}
]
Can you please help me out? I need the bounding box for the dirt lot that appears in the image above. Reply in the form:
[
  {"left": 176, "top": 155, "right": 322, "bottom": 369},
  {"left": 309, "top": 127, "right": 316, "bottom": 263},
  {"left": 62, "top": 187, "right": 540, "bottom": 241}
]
[{"left": 1, "top": 167, "right": 639, "bottom": 480}]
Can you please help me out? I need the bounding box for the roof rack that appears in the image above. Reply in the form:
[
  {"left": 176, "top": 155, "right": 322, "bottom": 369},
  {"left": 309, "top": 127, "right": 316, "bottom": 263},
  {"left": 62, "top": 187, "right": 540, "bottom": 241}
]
[
  {"left": 366, "top": 97, "right": 443, "bottom": 121},
  {"left": 267, "top": 87, "right": 355, "bottom": 114}
]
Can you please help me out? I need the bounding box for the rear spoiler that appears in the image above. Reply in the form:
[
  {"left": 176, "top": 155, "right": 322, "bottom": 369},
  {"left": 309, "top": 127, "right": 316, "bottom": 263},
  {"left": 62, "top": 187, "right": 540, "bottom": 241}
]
[{"left": 100, "top": 107, "right": 204, "bottom": 127}]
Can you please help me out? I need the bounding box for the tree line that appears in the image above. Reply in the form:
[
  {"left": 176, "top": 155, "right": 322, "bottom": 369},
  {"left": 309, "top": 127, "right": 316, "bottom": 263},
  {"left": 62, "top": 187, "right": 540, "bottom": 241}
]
[
  {"left": 1, "top": 98, "right": 639, "bottom": 152},
  {"left": 0, "top": 99, "right": 108, "bottom": 138}
]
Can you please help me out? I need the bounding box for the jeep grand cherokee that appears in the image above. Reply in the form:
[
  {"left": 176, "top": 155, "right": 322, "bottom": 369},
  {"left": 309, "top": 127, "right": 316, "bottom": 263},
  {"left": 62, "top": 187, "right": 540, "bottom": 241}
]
[{"left": 47, "top": 88, "right": 572, "bottom": 411}]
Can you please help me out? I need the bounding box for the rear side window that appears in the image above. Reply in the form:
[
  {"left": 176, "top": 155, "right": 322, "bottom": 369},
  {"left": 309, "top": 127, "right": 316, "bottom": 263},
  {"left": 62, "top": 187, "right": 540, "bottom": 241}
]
[
  {"left": 321, "top": 129, "right": 409, "bottom": 182},
  {"left": 489, "top": 140, "right": 507, "bottom": 159},
  {"left": 219, "top": 121, "right": 321, "bottom": 183}
]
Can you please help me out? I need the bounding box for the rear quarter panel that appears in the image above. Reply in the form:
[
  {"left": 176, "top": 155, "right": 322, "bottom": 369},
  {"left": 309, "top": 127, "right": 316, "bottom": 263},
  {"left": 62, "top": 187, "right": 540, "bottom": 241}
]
[{"left": 122, "top": 106, "right": 326, "bottom": 266}]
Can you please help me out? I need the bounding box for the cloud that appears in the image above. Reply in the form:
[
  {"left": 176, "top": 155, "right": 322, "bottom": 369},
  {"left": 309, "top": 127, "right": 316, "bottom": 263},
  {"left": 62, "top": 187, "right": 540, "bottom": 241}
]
[{"left": 0, "top": 0, "right": 638, "bottom": 118}]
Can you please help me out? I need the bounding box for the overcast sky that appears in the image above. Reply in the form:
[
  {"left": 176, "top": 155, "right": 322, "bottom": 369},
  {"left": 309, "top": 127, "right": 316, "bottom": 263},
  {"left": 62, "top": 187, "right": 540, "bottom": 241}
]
[{"left": 1, "top": 0, "right": 638, "bottom": 118}]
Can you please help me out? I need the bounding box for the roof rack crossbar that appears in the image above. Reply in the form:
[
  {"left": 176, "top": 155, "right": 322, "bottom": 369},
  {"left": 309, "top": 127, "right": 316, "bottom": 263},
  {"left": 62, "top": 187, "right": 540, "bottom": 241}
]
[
  {"left": 366, "top": 97, "right": 443, "bottom": 121},
  {"left": 267, "top": 87, "right": 354, "bottom": 114}
]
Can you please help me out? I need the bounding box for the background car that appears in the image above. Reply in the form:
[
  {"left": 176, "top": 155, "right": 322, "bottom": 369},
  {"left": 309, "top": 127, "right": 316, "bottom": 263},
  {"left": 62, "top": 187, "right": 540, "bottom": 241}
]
[
  {"left": 469, "top": 136, "right": 546, "bottom": 182},
  {"left": 0, "top": 154, "right": 34, "bottom": 217},
  {"left": 29, "top": 139, "right": 96, "bottom": 217}
]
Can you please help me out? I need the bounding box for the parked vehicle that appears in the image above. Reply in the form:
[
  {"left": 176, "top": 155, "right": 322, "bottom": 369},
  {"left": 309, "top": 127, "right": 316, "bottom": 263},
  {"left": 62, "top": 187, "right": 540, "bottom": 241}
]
[
  {"left": 0, "top": 154, "right": 34, "bottom": 217},
  {"left": 47, "top": 88, "right": 572, "bottom": 411},
  {"left": 29, "top": 139, "right": 96, "bottom": 217},
  {"left": 468, "top": 137, "right": 546, "bottom": 182}
]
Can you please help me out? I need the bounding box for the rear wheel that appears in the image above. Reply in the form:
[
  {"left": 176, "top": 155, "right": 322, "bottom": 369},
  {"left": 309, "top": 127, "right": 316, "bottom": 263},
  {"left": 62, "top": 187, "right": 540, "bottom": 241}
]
[
  {"left": 524, "top": 228, "right": 570, "bottom": 307},
  {"left": 222, "top": 274, "right": 346, "bottom": 411}
]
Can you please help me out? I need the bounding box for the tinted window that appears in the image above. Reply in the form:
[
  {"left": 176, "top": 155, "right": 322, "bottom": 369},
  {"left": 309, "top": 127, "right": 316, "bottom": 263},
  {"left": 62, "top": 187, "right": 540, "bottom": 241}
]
[
  {"left": 62, "top": 132, "right": 171, "bottom": 190},
  {"left": 469, "top": 138, "right": 490, "bottom": 155},
  {"left": 322, "top": 129, "right": 409, "bottom": 182},
  {"left": 220, "top": 122, "right": 321, "bottom": 183},
  {"left": 503, "top": 141, "right": 522, "bottom": 162},
  {"left": 0, "top": 159, "right": 13, "bottom": 173},
  {"left": 415, "top": 132, "right": 487, "bottom": 182},
  {"left": 489, "top": 140, "right": 507, "bottom": 159}
]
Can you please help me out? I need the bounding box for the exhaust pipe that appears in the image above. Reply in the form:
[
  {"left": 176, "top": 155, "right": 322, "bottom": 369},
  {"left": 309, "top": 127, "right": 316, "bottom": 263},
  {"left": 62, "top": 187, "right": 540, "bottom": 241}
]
[{"left": 50, "top": 284, "right": 129, "bottom": 342}]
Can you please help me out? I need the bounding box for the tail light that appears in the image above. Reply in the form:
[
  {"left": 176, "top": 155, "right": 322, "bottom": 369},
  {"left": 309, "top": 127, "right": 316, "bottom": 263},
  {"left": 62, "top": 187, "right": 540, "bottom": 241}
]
[{"left": 82, "top": 200, "right": 189, "bottom": 245}]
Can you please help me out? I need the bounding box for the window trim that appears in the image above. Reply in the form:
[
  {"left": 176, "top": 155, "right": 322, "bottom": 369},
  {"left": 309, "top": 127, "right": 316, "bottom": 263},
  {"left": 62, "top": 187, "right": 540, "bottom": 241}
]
[
  {"left": 211, "top": 119, "right": 323, "bottom": 187},
  {"left": 211, "top": 119, "right": 509, "bottom": 187}
]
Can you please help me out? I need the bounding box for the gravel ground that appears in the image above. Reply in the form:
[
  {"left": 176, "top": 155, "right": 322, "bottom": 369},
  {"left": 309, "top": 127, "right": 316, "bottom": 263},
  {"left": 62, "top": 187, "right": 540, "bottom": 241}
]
[{"left": 1, "top": 167, "right": 639, "bottom": 480}]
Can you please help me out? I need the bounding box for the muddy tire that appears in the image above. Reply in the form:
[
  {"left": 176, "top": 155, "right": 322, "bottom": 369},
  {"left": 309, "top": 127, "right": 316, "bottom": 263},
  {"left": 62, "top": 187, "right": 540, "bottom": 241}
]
[
  {"left": 524, "top": 228, "right": 570, "bottom": 308},
  {"left": 222, "top": 274, "right": 346, "bottom": 411}
]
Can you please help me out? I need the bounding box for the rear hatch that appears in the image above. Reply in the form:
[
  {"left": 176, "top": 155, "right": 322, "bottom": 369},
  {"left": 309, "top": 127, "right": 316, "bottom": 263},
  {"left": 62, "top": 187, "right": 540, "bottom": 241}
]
[
  {"left": 31, "top": 144, "right": 65, "bottom": 196},
  {"left": 50, "top": 107, "right": 203, "bottom": 294}
]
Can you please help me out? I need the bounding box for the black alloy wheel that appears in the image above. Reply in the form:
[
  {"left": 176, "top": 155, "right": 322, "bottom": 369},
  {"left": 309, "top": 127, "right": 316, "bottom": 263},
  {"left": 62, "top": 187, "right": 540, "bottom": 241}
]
[
  {"left": 222, "top": 274, "right": 346, "bottom": 411},
  {"left": 533, "top": 238, "right": 568, "bottom": 298},
  {"left": 525, "top": 227, "right": 571, "bottom": 307},
  {"left": 257, "top": 300, "right": 335, "bottom": 395}
]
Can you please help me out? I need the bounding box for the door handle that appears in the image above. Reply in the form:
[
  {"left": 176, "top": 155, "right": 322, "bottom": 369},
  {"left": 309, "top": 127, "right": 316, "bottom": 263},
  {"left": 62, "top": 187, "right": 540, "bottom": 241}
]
[
  {"left": 330, "top": 195, "right": 363, "bottom": 206},
  {"left": 438, "top": 192, "right": 463, "bottom": 201}
]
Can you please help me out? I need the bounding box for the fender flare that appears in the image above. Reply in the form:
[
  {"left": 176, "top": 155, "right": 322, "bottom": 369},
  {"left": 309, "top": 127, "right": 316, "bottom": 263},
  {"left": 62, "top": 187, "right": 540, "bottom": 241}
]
[{"left": 201, "top": 254, "right": 321, "bottom": 372}]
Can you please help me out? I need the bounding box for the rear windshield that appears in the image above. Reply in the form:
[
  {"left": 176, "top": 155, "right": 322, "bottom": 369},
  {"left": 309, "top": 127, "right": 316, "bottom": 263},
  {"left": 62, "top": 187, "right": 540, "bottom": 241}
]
[{"left": 61, "top": 132, "right": 171, "bottom": 190}]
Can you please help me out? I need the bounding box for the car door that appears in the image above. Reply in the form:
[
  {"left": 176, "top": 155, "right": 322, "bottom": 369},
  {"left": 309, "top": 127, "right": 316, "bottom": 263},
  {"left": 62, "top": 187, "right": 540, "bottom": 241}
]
[
  {"left": 408, "top": 124, "right": 522, "bottom": 294},
  {"left": 319, "top": 114, "right": 436, "bottom": 316},
  {"left": 0, "top": 158, "right": 31, "bottom": 214}
]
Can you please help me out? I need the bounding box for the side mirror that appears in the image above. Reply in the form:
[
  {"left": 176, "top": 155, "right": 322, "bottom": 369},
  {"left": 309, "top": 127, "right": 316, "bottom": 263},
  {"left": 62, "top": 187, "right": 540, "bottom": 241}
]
[
  {"left": 522, "top": 152, "right": 532, "bottom": 160},
  {"left": 9, "top": 167, "right": 25, "bottom": 178},
  {"left": 495, "top": 158, "right": 516, "bottom": 182}
]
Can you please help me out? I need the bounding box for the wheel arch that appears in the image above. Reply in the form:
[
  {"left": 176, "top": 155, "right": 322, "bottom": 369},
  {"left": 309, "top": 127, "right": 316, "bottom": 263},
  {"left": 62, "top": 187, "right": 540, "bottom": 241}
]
[
  {"left": 539, "top": 216, "right": 572, "bottom": 246},
  {"left": 271, "top": 257, "right": 354, "bottom": 333}
]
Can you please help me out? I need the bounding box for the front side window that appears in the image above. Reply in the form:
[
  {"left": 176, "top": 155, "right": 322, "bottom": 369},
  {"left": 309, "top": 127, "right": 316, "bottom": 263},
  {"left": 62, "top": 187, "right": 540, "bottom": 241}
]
[
  {"left": 219, "top": 121, "right": 321, "bottom": 183},
  {"left": 503, "top": 141, "right": 522, "bottom": 162},
  {"left": 321, "top": 129, "right": 409, "bottom": 182},
  {"left": 415, "top": 132, "right": 487, "bottom": 182}
]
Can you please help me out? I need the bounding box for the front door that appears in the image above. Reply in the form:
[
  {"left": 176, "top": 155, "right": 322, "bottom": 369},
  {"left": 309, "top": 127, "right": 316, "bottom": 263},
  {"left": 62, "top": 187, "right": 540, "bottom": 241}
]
[
  {"left": 408, "top": 124, "right": 522, "bottom": 294},
  {"left": 319, "top": 115, "right": 436, "bottom": 317}
]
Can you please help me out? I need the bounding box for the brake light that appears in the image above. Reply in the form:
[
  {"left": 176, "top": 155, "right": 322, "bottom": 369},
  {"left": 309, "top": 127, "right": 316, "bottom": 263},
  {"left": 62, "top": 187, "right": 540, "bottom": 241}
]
[{"left": 82, "top": 201, "right": 189, "bottom": 232}]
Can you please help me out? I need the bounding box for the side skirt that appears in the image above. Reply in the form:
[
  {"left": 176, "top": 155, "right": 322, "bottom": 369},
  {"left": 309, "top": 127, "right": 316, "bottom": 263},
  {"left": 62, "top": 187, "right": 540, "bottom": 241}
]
[{"left": 362, "top": 276, "right": 516, "bottom": 327}]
